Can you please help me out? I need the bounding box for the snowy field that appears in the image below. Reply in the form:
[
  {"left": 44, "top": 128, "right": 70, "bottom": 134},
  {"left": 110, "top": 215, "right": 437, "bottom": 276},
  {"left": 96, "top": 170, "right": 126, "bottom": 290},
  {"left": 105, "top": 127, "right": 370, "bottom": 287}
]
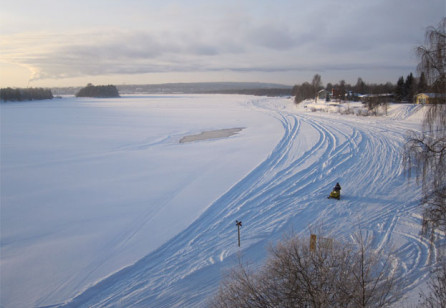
[{"left": 0, "top": 95, "right": 443, "bottom": 307}]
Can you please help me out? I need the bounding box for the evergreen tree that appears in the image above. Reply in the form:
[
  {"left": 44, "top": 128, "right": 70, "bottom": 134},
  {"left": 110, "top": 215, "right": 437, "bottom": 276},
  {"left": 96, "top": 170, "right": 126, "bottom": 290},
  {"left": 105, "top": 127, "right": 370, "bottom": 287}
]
[
  {"left": 405, "top": 73, "right": 417, "bottom": 103},
  {"left": 418, "top": 72, "right": 429, "bottom": 93},
  {"left": 338, "top": 80, "right": 346, "bottom": 101},
  {"left": 395, "top": 76, "right": 406, "bottom": 101},
  {"left": 354, "top": 77, "right": 367, "bottom": 94}
]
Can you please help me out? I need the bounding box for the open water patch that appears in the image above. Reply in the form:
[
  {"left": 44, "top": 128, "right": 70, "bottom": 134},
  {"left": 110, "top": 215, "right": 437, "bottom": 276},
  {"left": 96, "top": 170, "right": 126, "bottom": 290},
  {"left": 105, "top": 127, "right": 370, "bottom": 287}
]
[{"left": 180, "top": 127, "right": 244, "bottom": 143}]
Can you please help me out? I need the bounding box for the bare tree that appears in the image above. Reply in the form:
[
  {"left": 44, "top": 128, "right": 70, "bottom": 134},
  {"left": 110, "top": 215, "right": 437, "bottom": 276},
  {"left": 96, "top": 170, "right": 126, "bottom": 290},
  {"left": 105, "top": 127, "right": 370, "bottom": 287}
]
[
  {"left": 210, "top": 262, "right": 273, "bottom": 308},
  {"left": 417, "top": 17, "right": 446, "bottom": 145},
  {"left": 404, "top": 18, "right": 446, "bottom": 240},
  {"left": 312, "top": 74, "right": 323, "bottom": 98},
  {"left": 416, "top": 18, "right": 446, "bottom": 101},
  {"left": 403, "top": 19, "right": 446, "bottom": 307},
  {"left": 419, "top": 259, "right": 446, "bottom": 308},
  {"left": 406, "top": 130, "right": 446, "bottom": 241},
  {"left": 208, "top": 233, "right": 399, "bottom": 308},
  {"left": 293, "top": 82, "right": 316, "bottom": 104},
  {"left": 348, "top": 233, "right": 400, "bottom": 307}
]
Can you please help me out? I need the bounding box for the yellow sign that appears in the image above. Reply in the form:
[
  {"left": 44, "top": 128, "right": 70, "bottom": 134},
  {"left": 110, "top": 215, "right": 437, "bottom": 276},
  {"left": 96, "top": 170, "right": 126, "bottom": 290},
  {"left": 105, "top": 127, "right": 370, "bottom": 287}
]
[{"left": 310, "top": 234, "right": 317, "bottom": 251}]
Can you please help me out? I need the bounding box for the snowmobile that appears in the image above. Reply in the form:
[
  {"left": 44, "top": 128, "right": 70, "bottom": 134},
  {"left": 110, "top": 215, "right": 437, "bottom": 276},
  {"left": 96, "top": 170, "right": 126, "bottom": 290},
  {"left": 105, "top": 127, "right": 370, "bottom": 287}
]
[
  {"left": 327, "top": 182, "right": 341, "bottom": 200},
  {"left": 328, "top": 190, "right": 340, "bottom": 200}
]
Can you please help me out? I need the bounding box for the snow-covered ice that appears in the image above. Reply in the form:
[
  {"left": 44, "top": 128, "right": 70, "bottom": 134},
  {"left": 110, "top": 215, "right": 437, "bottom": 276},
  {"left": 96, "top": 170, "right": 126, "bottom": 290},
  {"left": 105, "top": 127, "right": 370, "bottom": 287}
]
[{"left": 0, "top": 95, "right": 442, "bottom": 307}]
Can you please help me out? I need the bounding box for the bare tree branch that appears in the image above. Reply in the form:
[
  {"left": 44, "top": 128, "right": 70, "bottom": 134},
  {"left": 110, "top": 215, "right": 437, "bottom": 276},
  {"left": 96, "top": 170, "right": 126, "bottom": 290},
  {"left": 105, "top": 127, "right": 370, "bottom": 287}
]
[{"left": 208, "top": 233, "right": 400, "bottom": 308}]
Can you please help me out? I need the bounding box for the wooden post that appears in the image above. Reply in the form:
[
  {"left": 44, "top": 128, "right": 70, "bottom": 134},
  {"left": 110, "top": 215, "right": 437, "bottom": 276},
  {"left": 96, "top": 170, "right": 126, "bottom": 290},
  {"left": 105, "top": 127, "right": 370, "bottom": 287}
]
[
  {"left": 236, "top": 220, "right": 242, "bottom": 247},
  {"left": 310, "top": 234, "right": 317, "bottom": 252}
]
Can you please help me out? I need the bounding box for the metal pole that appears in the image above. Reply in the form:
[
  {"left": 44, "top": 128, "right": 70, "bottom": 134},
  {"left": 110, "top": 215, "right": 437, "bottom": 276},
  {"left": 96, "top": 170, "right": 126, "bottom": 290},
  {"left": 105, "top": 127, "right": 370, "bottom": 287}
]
[{"left": 236, "top": 220, "right": 242, "bottom": 247}]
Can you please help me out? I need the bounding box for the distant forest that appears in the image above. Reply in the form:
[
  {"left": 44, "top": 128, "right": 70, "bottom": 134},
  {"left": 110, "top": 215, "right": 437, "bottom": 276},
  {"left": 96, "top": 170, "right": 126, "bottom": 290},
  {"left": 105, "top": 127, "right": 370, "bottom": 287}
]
[
  {"left": 75, "top": 84, "right": 120, "bottom": 98},
  {"left": 0, "top": 87, "right": 53, "bottom": 102}
]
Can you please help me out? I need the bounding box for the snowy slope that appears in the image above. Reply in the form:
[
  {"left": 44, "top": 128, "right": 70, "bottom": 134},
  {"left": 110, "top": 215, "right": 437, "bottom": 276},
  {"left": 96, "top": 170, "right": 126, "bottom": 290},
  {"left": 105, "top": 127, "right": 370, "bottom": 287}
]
[{"left": 1, "top": 95, "right": 442, "bottom": 307}]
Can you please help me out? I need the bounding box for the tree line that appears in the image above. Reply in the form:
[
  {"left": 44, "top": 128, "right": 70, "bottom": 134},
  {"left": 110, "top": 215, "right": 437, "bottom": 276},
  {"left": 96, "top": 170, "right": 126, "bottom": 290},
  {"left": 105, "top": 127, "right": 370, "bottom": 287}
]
[
  {"left": 0, "top": 87, "right": 53, "bottom": 102},
  {"left": 293, "top": 72, "right": 430, "bottom": 104}
]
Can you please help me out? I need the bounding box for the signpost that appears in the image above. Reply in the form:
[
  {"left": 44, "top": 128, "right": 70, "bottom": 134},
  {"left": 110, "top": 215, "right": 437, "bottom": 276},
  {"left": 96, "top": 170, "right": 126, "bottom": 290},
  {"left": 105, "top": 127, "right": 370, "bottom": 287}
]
[
  {"left": 236, "top": 220, "right": 242, "bottom": 247},
  {"left": 310, "top": 234, "right": 333, "bottom": 252}
]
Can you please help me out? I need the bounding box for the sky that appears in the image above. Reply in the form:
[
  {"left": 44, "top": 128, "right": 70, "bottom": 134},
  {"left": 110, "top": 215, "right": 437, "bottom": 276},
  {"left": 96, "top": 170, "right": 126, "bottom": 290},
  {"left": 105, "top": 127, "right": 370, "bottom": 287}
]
[{"left": 1, "top": 0, "right": 445, "bottom": 88}]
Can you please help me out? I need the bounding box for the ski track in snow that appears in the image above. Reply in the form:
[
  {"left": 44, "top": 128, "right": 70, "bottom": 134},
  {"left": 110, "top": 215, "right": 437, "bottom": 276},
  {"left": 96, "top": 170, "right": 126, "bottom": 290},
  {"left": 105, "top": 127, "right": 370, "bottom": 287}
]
[{"left": 58, "top": 98, "right": 439, "bottom": 307}]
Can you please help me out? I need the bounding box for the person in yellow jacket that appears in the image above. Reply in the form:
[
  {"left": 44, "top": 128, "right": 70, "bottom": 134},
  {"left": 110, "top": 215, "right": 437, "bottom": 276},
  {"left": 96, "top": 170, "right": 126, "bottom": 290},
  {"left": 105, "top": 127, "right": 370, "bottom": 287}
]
[{"left": 328, "top": 182, "right": 341, "bottom": 200}]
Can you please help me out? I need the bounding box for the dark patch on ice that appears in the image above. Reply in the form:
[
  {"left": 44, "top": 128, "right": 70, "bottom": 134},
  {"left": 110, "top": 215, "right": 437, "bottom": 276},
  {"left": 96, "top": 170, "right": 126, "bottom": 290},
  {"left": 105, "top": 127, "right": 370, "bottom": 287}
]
[{"left": 180, "top": 127, "right": 244, "bottom": 143}]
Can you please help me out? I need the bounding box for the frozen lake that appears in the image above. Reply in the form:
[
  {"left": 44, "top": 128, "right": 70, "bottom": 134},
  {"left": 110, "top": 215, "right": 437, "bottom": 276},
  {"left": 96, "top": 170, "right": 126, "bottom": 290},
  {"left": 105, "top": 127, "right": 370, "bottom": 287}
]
[
  {"left": 0, "top": 95, "right": 441, "bottom": 307},
  {"left": 1, "top": 94, "right": 282, "bottom": 307}
]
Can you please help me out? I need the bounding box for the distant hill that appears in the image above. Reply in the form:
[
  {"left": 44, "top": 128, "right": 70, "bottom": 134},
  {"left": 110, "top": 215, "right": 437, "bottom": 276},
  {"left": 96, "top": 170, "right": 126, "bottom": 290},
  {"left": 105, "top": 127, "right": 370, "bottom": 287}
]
[
  {"left": 53, "top": 82, "right": 292, "bottom": 96},
  {"left": 117, "top": 82, "right": 292, "bottom": 95}
]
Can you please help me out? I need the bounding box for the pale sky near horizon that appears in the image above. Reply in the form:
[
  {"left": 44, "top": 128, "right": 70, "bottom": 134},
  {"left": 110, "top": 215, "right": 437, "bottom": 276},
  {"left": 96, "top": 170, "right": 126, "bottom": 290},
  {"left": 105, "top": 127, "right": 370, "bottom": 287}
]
[{"left": 1, "top": 0, "right": 445, "bottom": 88}]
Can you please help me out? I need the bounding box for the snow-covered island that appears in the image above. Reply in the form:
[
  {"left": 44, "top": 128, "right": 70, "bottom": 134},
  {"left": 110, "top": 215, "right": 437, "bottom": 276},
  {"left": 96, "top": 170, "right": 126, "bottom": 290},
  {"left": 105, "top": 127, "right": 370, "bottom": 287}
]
[{"left": 75, "top": 84, "right": 120, "bottom": 98}]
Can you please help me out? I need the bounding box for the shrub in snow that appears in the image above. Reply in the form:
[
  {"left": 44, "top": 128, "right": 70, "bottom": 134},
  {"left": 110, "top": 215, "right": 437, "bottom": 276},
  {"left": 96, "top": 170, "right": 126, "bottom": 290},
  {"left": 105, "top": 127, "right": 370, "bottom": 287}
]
[{"left": 209, "top": 232, "right": 400, "bottom": 308}]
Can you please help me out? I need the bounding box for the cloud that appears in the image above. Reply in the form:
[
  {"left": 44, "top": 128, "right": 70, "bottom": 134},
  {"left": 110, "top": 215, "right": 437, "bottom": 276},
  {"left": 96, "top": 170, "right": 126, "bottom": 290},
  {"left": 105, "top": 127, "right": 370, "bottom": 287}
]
[
  {"left": 245, "top": 24, "right": 300, "bottom": 50},
  {"left": 2, "top": 0, "right": 444, "bottom": 85},
  {"left": 3, "top": 25, "right": 305, "bottom": 81},
  {"left": 3, "top": 30, "right": 225, "bottom": 81}
]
